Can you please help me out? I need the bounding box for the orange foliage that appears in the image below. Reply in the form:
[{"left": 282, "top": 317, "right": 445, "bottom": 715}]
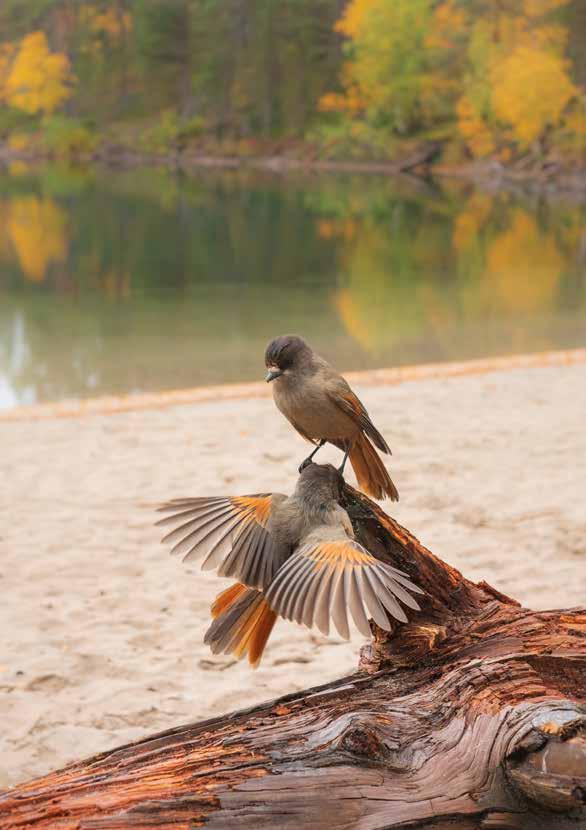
[
  {"left": 425, "top": 1, "right": 466, "bottom": 50},
  {"left": 456, "top": 96, "right": 495, "bottom": 158},
  {"left": 78, "top": 5, "right": 132, "bottom": 55},
  {"left": 89, "top": 8, "right": 132, "bottom": 37},
  {"left": 334, "top": 0, "right": 377, "bottom": 38},
  {"left": 316, "top": 218, "right": 357, "bottom": 241},
  {"left": 319, "top": 89, "right": 364, "bottom": 115}
]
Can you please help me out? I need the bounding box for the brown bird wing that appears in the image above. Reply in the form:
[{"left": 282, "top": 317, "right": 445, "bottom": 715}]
[
  {"left": 156, "top": 494, "right": 283, "bottom": 590},
  {"left": 265, "top": 539, "right": 422, "bottom": 639},
  {"left": 327, "top": 379, "right": 391, "bottom": 454}
]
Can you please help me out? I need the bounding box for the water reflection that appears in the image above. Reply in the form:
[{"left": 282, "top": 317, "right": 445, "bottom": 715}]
[{"left": 0, "top": 162, "right": 584, "bottom": 409}]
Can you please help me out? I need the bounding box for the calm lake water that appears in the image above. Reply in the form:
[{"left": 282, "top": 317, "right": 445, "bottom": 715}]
[{"left": 0, "top": 162, "right": 584, "bottom": 410}]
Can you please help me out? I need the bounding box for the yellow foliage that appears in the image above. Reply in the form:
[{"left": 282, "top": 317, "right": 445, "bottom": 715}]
[
  {"left": 483, "top": 211, "right": 562, "bottom": 313},
  {"left": 491, "top": 46, "right": 576, "bottom": 147},
  {"left": 4, "top": 31, "right": 73, "bottom": 115},
  {"left": 328, "top": 0, "right": 581, "bottom": 156},
  {"left": 7, "top": 196, "right": 68, "bottom": 282}
]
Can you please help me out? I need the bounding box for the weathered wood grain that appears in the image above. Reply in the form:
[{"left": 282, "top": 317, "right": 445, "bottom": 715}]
[{"left": 1, "top": 487, "right": 584, "bottom": 829}]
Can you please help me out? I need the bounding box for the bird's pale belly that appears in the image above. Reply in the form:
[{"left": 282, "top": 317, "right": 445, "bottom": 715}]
[{"left": 274, "top": 381, "right": 357, "bottom": 441}]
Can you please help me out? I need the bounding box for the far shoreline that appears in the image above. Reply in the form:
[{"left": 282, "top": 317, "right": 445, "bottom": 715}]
[
  {"left": 1, "top": 143, "right": 585, "bottom": 195},
  {"left": 2, "top": 347, "right": 585, "bottom": 423}
]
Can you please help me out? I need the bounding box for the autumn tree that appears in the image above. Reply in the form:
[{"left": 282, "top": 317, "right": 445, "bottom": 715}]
[
  {"left": 322, "top": 0, "right": 583, "bottom": 160},
  {"left": 455, "top": 0, "right": 579, "bottom": 156},
  {"left": 1, "top": 30, "right": 73, "bottom": 115},
  {"left": 321, "top": 0, "right": 440, "bottom": 134},
  {"left": 0, "top": 0, "right": 583, "bottom": 160}
]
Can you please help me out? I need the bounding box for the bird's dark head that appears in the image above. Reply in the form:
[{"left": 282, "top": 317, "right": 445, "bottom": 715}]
[
  {"left": 296, "top": 461, "right": 345, "bottom": 503},
  {"left": 264, "top": 335, "right": 313, "bottom": 382}
]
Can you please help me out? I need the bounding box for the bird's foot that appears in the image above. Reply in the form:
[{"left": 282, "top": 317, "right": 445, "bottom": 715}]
[
  {"left": 298, "top": 439, "right": 326, "bottom": 473},
  {"left": 298, "top": 457, "right": 314, "bottom": 473}
]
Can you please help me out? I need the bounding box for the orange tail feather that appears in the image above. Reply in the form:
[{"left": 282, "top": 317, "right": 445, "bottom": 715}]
[
  {"left": 206, "top": 584, "right": 277, "bottom": 667},
  {"left": 211, "top": 582, "right": 248, "bottom": 618},
  {"left": 349, "top": 434, "right": 399, "bottom": 501}
]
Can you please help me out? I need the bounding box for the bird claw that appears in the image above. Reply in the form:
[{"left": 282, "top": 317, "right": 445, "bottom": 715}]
[{"left": 298, "top": 458, "right": 314, "bottom": 474}]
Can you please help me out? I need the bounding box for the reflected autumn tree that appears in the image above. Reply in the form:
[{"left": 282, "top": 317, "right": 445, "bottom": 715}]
[
  {"left": 0, "top": 164, "right": 344, "bottom": 406},
  {"left": 318, "top": 180, "right": 585, "bottom": 361},
  {"left": 481, "top": 211, "right": 562, "bottom": 314},
  {"left": 6, "top": 195, "right": 69, "bottom": 282},
  {"left": 0, "top": 163, "right": 585, "bottom": 408}
]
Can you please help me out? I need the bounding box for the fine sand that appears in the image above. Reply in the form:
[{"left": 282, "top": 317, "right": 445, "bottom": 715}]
[{"left": 1, "top": 360, "right": 585, "bottom": 788}]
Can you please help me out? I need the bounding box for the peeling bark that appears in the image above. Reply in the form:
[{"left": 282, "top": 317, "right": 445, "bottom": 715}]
[{"left": 1, "top": 487, "right": 584, "bottom": 829}]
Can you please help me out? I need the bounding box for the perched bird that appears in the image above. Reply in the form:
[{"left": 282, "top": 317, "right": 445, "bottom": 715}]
[
  {"left": 265, "top": 334, "right": 399, "bottom": 501},
  {"left": 157, "top": 463, "right": 422, "bottom": 666}
]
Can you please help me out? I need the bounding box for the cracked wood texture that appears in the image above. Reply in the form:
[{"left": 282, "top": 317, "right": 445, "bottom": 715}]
[{"left": 1, "top": 487, "right": 585, "bottom": 829}]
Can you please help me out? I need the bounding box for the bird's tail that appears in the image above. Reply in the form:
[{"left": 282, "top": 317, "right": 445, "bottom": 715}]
[
  {"left": 349, "top": 433, "right": 399, "bottom": 501},
  {"left": 204, "top": 582, "right": 277, "bottom": 667}
]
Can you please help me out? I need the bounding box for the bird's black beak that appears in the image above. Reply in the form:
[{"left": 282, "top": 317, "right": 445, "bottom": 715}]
[{"left": 265, "top": 368, "right": 283, "bottom": 383}]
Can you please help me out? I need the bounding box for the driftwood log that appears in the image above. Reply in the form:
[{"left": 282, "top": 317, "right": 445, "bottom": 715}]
[{"left": 1, "top": 487, "right": 584, "bottom": 829}]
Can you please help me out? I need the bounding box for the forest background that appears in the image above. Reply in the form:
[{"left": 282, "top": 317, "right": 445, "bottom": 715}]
[{"left": 0, "top": 0, "right": 584, "bottom": 178}]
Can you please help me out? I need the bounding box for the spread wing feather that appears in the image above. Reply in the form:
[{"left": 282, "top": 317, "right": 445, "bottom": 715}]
[
  {"left": 156, "top": 494, "right": 281, "bottom": 591},
  {"left": 265, "top": 539, "right": 422, "bottom": 638}
]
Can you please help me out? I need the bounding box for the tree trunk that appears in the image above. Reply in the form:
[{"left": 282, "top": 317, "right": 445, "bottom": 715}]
[{"left": 1, "top": 488, "right": 584, "bottom": 829}]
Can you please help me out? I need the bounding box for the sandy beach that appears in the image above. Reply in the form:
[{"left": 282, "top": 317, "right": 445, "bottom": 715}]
[{"left": 1, "top": 358, "right": 585, "bottom": 789}]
